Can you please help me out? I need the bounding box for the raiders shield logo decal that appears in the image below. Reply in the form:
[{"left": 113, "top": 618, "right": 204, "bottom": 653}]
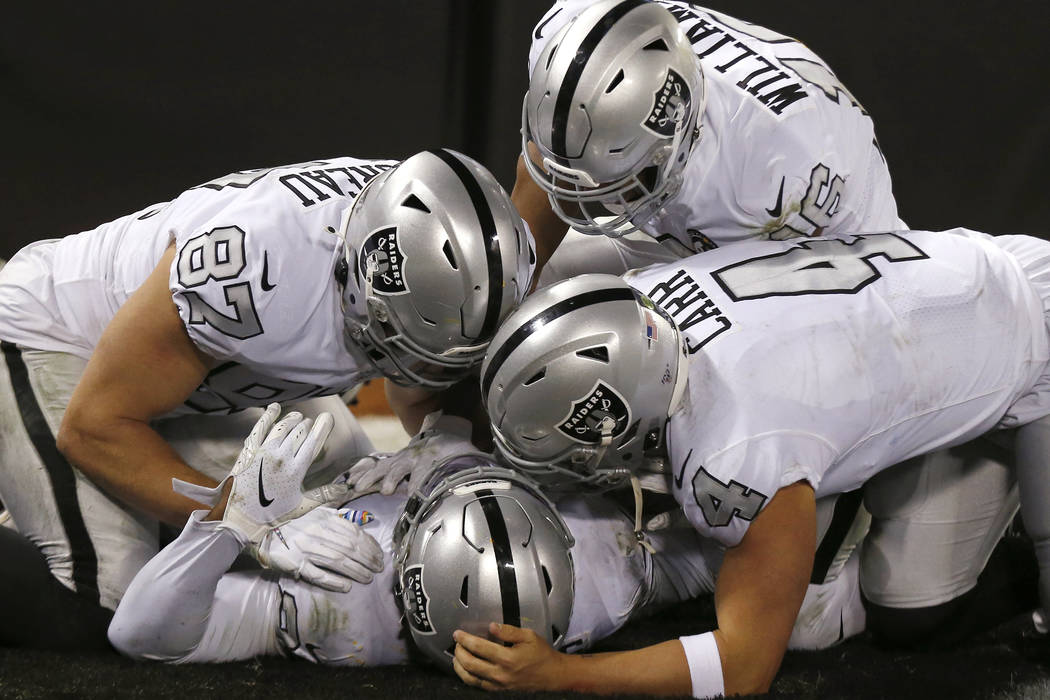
[
  {"left": 687, "top": 229, "right": 718, "bottom": 252},
  {"left": 557, "top": 381, "right": 632, "bottom": 444},
  {"left": 360, "top": 226, "right": 409, "bottom": 295},
  {"left": 642, "top": 68, "right": 691, "bottom": 137},
  {"left": 400, "top": 565, "right": 435, "bottom": 635}
]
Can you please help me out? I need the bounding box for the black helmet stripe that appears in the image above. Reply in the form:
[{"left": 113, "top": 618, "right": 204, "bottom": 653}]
[
  {"left": 482, "top": 286, "right": 635, "bottom": 398},
  {"left": 551, "top": 0, "right": 646, "bottom": 163},
  {"left": 477, "top": 490, "right": 520, "bottom": 628},
  {"left": 427, "top": 149, "right": 504, "bottom": 338}
]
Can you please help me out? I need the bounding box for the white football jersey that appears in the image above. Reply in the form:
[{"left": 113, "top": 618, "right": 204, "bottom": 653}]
[
  {"left": 114, "top": 491, "right": 715, "bottom": 665},
  {"left": 624, "top": 229, "right": 1050, "bottom": 547},
  {"left": 0, "top": 157, "right": 396, "bottom": 413},
  {"left": 528, "top": 1, "right": 904, "bottom": 252}
]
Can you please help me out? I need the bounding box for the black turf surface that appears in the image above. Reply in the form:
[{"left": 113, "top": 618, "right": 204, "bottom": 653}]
[{"left": 4, "top": 597, "right": 1050, "bottom": 700}]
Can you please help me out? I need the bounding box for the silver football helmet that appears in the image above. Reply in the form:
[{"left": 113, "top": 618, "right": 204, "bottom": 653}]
[
  {"left": 340, "top": 149, "right": 535, "bottom": 388},
  {"left": 523, "top": 0, "right": 705, "bottom": 236},
  {"left": 393, "top": 455, "right": 575, "bottom": 670},
  {"left": 481, "top": 274, "right": 688, "bottom": 486}
]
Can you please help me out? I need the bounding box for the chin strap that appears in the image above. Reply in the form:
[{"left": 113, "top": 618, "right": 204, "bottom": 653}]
[{"left": 630, "top": 475, "right": 656, "bottom": 555}]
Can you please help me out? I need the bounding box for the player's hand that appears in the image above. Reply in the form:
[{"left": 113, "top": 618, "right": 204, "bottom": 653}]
[
  {"left": 252, "top": 506, "right": 384, "bottom": 591},
  {"left": 345, "top": 411, "right": 481, "bottom": 497},
  {"left": 452, "top": 623, "right": 572, "bottom": 692},
  {"left": 194, "top": 403, "right": 350, "bottom": 546}
]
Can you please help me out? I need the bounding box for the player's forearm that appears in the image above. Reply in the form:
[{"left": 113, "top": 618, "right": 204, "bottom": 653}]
[
  {"left": 558, "top": 640, "right": 694, "bottom": 696},
  {"left": 510, "top": 152, "right": 567, "bottom": 285},
  {"left": 109, "top": 512, "right": 242, "bottom": 660},
  {"left": 57, "top": 415, "right": 217, "bottom": 526}
]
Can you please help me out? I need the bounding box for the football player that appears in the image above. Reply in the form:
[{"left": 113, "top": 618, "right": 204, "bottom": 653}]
[
  {"left": 513, "top": 0, "right": 1024, "bottom": 663},
  {"left": 474, "top": 228, "right": 1050, "bottom": 696},
  {"left": 515, "top": 0, "right": 904, "bottom": 286},
  {"left": 0, "top": 150, "right": 533, "bottom": 640},
  {"left": 107, "top": 408, "right": 864, "bottom": 665}
]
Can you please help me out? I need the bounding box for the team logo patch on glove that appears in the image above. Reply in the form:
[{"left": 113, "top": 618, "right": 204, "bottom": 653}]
[{"left": 558, "top": 381, "right": 631, "bottom": 444}]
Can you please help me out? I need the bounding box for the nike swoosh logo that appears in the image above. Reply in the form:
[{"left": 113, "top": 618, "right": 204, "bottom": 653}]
[
  {"left": 673, "top": 449, "right": 693, "bottom": 490},
  {"left": 258, "top": 459, "right": 274, "bottom": 507},
  {"left": 765, "top": 176, "right": 786, "bottom": 218},
  {"left": 261, "top": 252, "right": 276, "bottom": 291},
  {"left": 534, "top": 8, "right": 562, "bottom": 39}
]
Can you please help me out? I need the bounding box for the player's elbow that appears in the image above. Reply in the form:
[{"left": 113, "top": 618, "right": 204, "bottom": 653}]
[{"left": 56, "top": 401, "right": 111, "bottom": 476}]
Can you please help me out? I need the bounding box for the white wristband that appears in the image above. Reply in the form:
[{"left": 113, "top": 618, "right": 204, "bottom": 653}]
[{"left": 679, "top": 632, "right": 724, "bottom": 699}]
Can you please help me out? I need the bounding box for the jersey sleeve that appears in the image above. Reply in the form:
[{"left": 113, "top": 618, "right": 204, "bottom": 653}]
[
  {"left": 167, "top": 199, "right": 343, "bottom": 367},
  {"left": 675, "top": 431, "right": 835, "bottom": 547},
  {"left": 108, "top": 512, "right": 280, "bottom": 663}
]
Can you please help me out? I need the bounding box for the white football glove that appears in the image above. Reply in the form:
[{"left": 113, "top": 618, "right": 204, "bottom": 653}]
[
  {"left": 344, "top": 411, "right": 483, "bottom": 497},
  {"left": 251, "top": 506, "right": 384, "bottom": 592},
  {"left": 174, "top": 403, "right": 350, "bottom": 546}
]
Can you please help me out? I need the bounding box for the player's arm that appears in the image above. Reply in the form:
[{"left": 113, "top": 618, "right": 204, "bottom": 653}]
[
  {"left": 109, "top": 481, "right": 276, "bottom": 662},
  {"left": 56, "top": 244, "right": 219, "bottom": 526},
  {"left": 452, "top": 481, "right": 816, "bottom": 696},
  {"left": 385, "top": 377, "right": 491, "bottom": 447},
  {"left": 512, "top": 148, "right": 569, "bottom": 286}
]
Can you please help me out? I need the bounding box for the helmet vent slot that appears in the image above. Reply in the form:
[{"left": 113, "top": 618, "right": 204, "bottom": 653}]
[
  {"left": 605, "top": 69, "right": 625, "bottom": 94},
  {"left": 459, "top": 576, "right": 470, "bottom": 606},
  {"left": 524, "top": 368, "right": 547, "bottom": 386},
  {"left": 442, "top": 240, "right": 459, "bottom": 269},
  {"left": 643, "top": 38, "right": 669, "bottom": 52},
  {"left": 575, "top": 346, "right": 609, "bottom": 363},
  {"left": 542, "top": 565, "right": 553, "bottom": 594},
  {"left": 417, "top": 311, "right": 437, "bottom": 327},
  {"left": 545, "top": 44, "right": 559, "bottom": 70},
  {"left": 401, "top": 194, "right": 431, "bottom": 213}
]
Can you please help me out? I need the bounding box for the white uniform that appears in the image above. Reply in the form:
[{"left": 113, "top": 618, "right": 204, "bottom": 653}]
[
  {"left": 624, "top": 229, "right": 1050, "bottom": 604},
  {"left": 531, "top": 1, "right": 904, "bottom": 287},
  {"left": 109, "top": 491, "right": 862, "bottom": 663},
  {"left": 0, "top": 158, "right": 392, "bottom": 608}
]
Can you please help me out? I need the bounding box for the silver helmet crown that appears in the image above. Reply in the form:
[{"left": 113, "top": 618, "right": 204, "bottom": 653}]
[
  {"left": 393, "top": 455, "right": 575, "bottom": 670},
  {"left": 341, "top": 149, "right": 535, "bottom": 388},
  {"left": 481, "top": 273, "right": 688, "bottom": 487},
  {"left": 523, "top": 0, "right": 705, "bottom": 236}
]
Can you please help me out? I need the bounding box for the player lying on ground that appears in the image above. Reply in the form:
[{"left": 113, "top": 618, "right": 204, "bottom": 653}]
[
  {"left": 514, "top": 0, "right": 904, "bottom": 287},
  {"left": 474, "top": 227, "right": 1049, "bottom": 696},
  {"left": 0, "top": 150, "right": 533, "bottom": 644},
  {"left": 108, "top": 407, "right": 864, "bottom": 665}
]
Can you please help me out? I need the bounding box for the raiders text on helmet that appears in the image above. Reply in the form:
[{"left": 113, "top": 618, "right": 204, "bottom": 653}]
[
  {"left": 481, "top": 274, "right": 689, "bottom": 486},
  {"left": 523, "top": 0, "right": 705, "bottom": 236},
  {"left": 340, "top": 149, "right": 535, "bottom": 388},
  {"left": 393, "top": 456, "right": 574, "bottom": 669}
]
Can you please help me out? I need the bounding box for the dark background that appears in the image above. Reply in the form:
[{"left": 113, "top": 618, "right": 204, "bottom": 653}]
[{"left": 2, "top": 0, "right": 1048, "bottom": 260}]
